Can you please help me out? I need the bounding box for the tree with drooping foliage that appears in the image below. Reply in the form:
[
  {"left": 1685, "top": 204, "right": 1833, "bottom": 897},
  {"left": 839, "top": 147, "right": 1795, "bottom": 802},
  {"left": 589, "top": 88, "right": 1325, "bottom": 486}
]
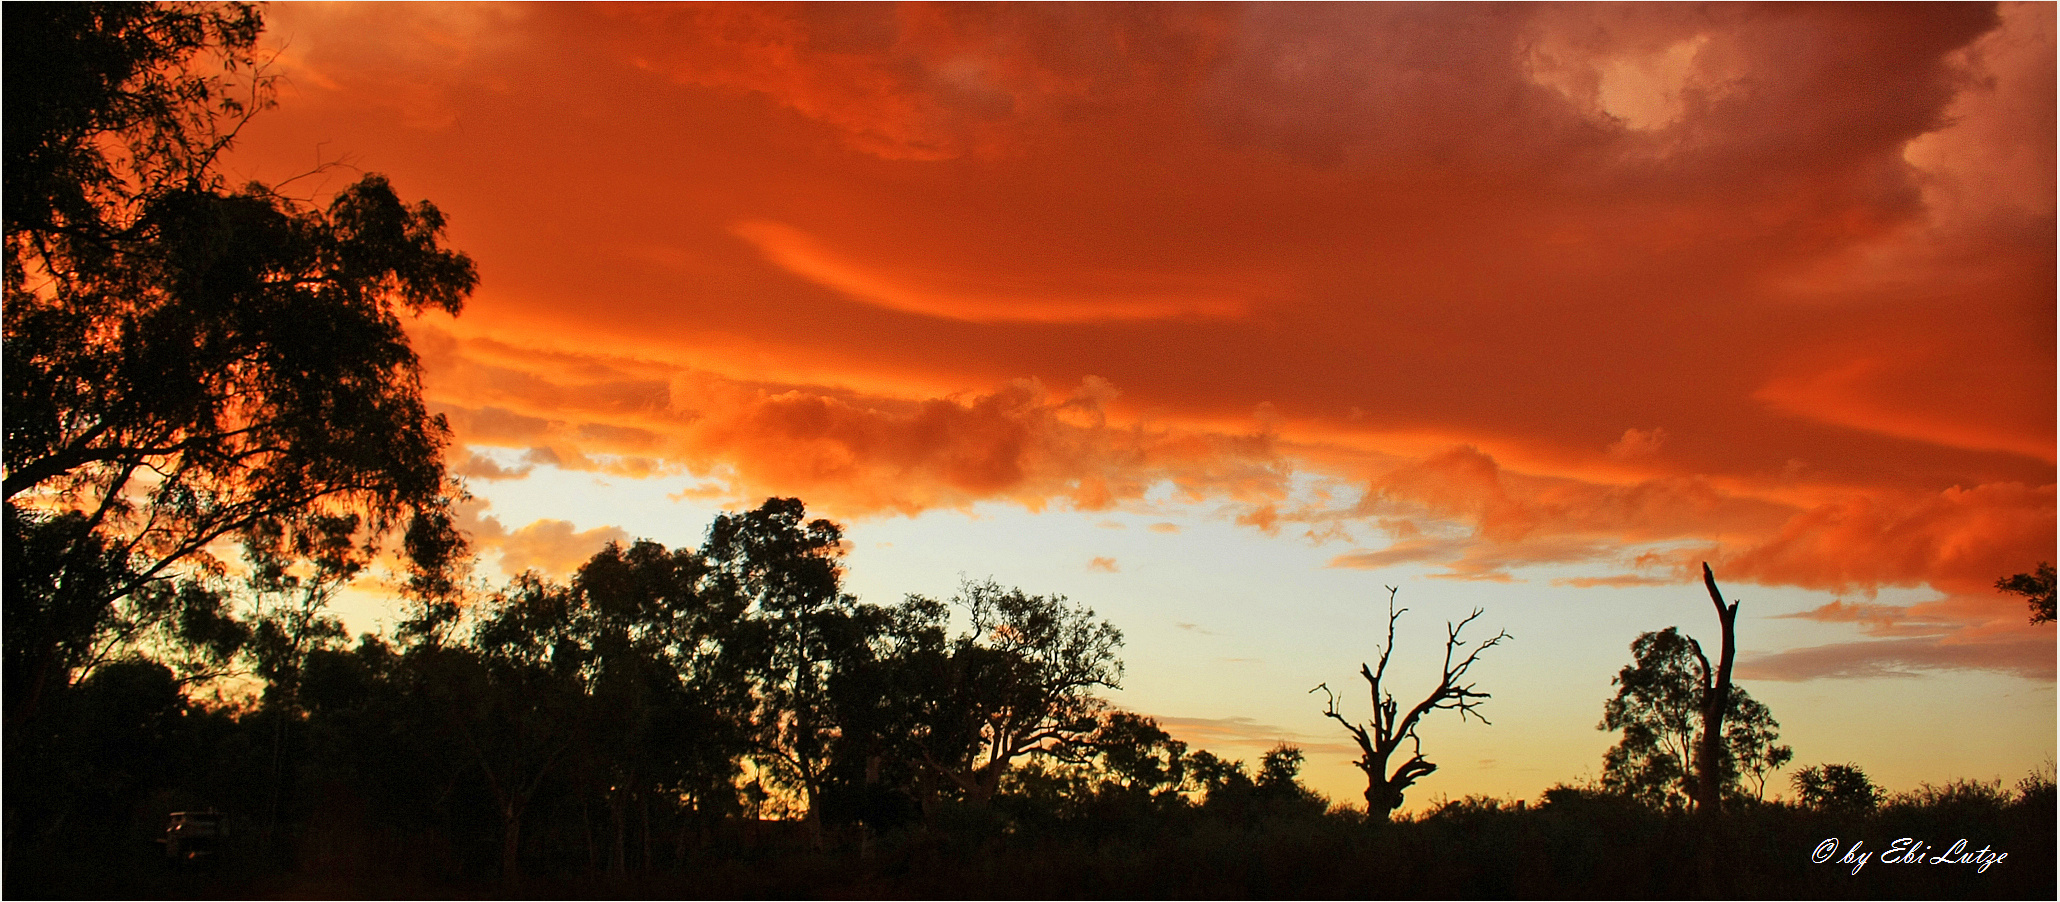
[{"left": 3, "top": 1, "right": 477, "bottom": 726}]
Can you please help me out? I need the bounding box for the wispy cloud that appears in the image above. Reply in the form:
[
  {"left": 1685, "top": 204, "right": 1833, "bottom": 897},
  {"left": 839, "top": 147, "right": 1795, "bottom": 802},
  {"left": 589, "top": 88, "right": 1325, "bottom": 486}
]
[
  {"left": 1739, "top": 635, "right": 2055, "bottom": 682},
  {"left": 1151, "top": 715, "right": 1360, "bottom": 760}
]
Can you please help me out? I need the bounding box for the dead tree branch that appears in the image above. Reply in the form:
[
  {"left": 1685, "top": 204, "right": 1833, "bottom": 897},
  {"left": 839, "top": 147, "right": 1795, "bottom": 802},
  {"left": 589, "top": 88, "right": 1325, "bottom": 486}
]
[
  {"left": 1691, "top": 562, "right": 1739, "bottom": 816},
  {"left": 1314, "top": 586, "right": 1509, "bottom": 820}
]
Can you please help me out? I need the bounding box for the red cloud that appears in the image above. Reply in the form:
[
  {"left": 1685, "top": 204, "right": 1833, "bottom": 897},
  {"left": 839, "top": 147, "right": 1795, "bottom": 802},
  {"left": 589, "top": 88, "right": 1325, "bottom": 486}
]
[
  {"left": 1716, "top": 482, "right": 2057, "bottom": 600},
  {"left": 732, "top": 220, "right": 1256, "bottom": 324},
  {"left": 227, "top": 4, "right": 2052, "bottom": 678},
  {"left": 418, "top": 326, "right": 1289, "bottom": 522}
]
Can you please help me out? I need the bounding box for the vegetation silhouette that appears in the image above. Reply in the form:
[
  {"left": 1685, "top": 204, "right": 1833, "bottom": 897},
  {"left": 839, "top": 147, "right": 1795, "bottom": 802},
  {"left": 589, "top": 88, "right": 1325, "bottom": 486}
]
[
  {"left": 4, "top": 0, "right": 475, "bottom": 732},
  {"left": 5, "top": 4, "right": 2052, "bottom": 899},
  {"left": 1599, "top": 626, "right": 1791, "bottom": 810},
  {"left": 1998, "top": 561, "right": 2055, "bottom": 624},
  {"left": 1312, "top": 586, "right": 1509, "bottom": 821},
  {"left": 1792, "top": 763, "right": 1884, "bottom": 814},
  {"left": 1687, "top": 563, "right": 1742, "bottom": 818}
]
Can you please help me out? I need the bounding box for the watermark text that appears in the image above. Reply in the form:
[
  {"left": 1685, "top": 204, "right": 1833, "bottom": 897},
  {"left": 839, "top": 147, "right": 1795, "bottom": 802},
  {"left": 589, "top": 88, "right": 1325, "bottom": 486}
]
[{"left": 1811, "top": 838, "right": 2007, "bottom": 875}]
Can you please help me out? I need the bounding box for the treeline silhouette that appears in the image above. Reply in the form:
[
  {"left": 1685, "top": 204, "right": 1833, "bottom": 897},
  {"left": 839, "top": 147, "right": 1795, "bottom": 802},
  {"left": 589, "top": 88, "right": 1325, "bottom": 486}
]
[
  {"left": 7, "top": 497, "right": 2054, "bottom": 898},
  {"left": 4, "top": 3, "right": 2052, "bottom": 898}
]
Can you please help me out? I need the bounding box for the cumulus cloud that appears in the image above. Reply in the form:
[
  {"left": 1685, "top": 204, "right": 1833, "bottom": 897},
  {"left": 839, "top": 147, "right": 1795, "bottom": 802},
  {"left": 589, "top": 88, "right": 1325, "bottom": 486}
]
[
  {"left": 1348, "top": 445, "right": 1791, "bottom": 549},
  {"left": 1087, "top": 556, "right": 1120, "bottom": 574},
  {"left": 1715, "top": 483, "right": 2056, "bottom": 599},
  {"left": 453, "top": 498, "right": 629, "bottom": 580},
  {"left": 451, "top": 450, "right": 533, "bottom": 482},
  {"left": 1326, "top": 443, "right": 2051, "bottom": 665},
  {"left": 417, "top": 326, "right": 1290, "bottom": 521}
]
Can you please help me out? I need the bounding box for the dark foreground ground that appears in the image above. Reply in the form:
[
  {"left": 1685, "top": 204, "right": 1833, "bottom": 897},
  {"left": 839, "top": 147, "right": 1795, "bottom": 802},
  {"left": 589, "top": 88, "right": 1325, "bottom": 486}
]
[{"left": 12, "top": 790, "right": 2053, "bottom": 900}]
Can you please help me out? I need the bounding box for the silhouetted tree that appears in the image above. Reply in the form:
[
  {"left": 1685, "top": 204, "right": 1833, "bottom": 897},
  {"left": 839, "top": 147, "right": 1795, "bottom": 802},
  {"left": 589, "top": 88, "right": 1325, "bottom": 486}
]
[
  {"left": 1690, "top": 564, "right": 1741, "bottom": 815},
  {"left": 1169, "top": 743, "right": 1327, "bottom": 822},
  {"left": 1998, "top": 562, "right": 2055, "bottom": 624},
  {"left": 459, "top": 574, "right": 590, "bottom": 883},
  {"left": 1250, "top": 745, "right": 1331, "bottom": 815},
  {"left": 1599, "top": 626, "right": 1789, "bottom": 810},
  {"left": 1183, "top": 749, "right": 1252, "bottom": 801},
  {"left": 4, "top": 3, "right": 261, "bottom": 235},
  {"left": 917, "top": 578, "right": 1125, "bottom": 806},
  {"left": 1791, "top": 763, "right": 1880, "bottom": 813},
  {"left": 1088, "top": 711, "right": 1188, "bottom": 803},
  {"left": 1314, "top": 587, "right": 1509, "bottom": 821},
  {"left": 990, "top": 710, "right": 1186, "bottom": 824},
  {"left": 3, "top": 506, "right": 244, "bottom": 716},
  {"left": 3, "top": 1, "right": 477, "bottom": 726},
  {"left": 703, "top": 498, "right": 859, "bottom": 834},
  {"left": 561, "top": 539, "right": 750, "bottom": 875},
  {"left": 1727, "top": 693, "right": 1793, "bottom": 802},
  {"left": 816, "top": 594, "right": 950, "bottom": 829}
]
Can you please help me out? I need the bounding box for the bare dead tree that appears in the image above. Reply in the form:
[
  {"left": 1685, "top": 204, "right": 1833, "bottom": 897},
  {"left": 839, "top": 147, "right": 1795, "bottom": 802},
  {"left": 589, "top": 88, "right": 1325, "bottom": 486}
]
[
  {"left": 1685, "top": 562, "right": 1739, "bottom": 817},
  {"left": 1314, "top": 587, "right": 1510, "bottom": 820}
]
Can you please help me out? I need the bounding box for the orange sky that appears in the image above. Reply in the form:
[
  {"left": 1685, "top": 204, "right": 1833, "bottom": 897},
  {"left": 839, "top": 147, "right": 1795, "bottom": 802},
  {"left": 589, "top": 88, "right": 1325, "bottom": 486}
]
[{"left": 226, "top": 3, "right": 2054, "bottom": 799}]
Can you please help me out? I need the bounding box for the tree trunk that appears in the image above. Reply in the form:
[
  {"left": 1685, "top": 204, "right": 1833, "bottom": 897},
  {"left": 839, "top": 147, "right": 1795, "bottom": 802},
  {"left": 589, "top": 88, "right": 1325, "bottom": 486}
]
[
  {"left": 1364, "top": 782, "right": 1403, "bottom": 820},
  {"left": 640, "top": 790, "right": 652, "bottom": 874},
  {"left": 1359, "top": 750, "right": 1400, "bottom": 820},
  {"left": 500, "top": 805, "right": 524, "bottom": 887},
  {"left": 582, "top": 799, "right": 597, "bottom": 871},
  {"left": 608, "top": 792, "right": 627, "bottom": 878},
  {"left": 1693, "top": 563, "right": 1738, "bottom": 817},
  {"left": 970, "top": 763, "right": 1005, "bottom": 806},
  {"left": 802, "top": 784, "right": 824, "bottom": 851}
]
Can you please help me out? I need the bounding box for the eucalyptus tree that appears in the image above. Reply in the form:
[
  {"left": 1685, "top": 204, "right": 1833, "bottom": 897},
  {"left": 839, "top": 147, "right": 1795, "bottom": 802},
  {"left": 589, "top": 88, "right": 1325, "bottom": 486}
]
[
  {"left": 914, "top": 578, "right": 1125, "bottom": 806},
  {"left": 701, "top": 498, "right": 860, "bottom": 833},
  {"left": 3, "top": 1, "right": 477, "bottom": 724},
  {"left": 1598, "top": 627, "right": 1791, "bottom": 810},
  {"left": 562, "top": 539, "right": 750, "bottom": 874}
]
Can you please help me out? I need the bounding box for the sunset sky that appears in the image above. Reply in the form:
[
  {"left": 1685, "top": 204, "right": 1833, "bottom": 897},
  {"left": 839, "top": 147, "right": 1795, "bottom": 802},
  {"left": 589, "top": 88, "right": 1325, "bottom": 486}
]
[{"left": 224, "top": 2, "right": 2055, "bottom": 809}]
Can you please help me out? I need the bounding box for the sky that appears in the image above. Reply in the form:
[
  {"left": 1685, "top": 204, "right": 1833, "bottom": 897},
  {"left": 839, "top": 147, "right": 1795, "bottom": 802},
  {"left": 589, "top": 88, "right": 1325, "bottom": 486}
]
[{"left": 223, "top": 2, "right": 2055, "bottom": 811}]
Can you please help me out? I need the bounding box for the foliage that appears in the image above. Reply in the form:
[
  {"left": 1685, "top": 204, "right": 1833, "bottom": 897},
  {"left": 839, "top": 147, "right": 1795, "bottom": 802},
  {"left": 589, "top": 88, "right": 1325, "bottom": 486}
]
[
  {"left": 4, "top": 2, "right": 262, "bottom": 236},
  {"left": 1598, "top": 626, "right": 1790, "bottom": 810},
  {"left": 919, "top": 578, "right": 1126, "bottom": 805},
  {"left": 8, "top": 498, "right": 2056, "bottom": 899},
  {"left": 1724, "top": 692, "right": 1793, "bottom": 802},
  {"left": 3, "top": 1, "right": 477, "bottom": 727},
  {"left": 1791, "top": 762, "right": 1880, "bottom": 813},
  {"left": 1998, "top": 562, "right": 2055, "bottom": 624},
  {"left": 702, "top": 497, "right": 856, "bottom": 826}
]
